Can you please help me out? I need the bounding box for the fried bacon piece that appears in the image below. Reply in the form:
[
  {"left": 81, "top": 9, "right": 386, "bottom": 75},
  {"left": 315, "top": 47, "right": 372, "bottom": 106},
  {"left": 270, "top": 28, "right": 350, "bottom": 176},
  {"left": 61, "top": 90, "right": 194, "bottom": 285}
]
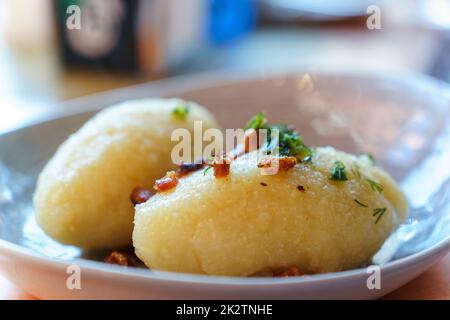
[
  {"left": 257, "top": 156, "right": 297, "bottom": 172},
  {"left": 177, "top": 161, "right": 205, "bottom": 177},
  {"left": 130, "top": 187, "right": 153, "bottom": 205},
  {"left": 257, "top": 158, "right": 271, "bottom": 169},
  {"left": 276, "top": 156, "right": 298, "bottom": 170},
  {"left": 154, "top": 171, "right": 178, "bottom": 192},
  {"left": 274, "top": 266, "right": 302, "bottom": 277},
  {"left": 214, "top": 162, "right": 230, "bottom": 178},
  {"left": 213, "top": 154, "right": 231, "bottom": 178},
  {"left": 104, "top": 251, "right": 136, "bottom": 267}
]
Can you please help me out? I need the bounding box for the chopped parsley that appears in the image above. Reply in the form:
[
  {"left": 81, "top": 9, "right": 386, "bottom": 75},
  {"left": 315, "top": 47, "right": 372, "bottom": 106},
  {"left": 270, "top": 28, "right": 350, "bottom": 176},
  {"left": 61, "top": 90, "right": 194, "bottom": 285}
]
[
  {"left": 244, "top": 113, "right": 312, "bottom": 162},
  {"left": 274, "top": 124, "right": 312, "bottom": 162},
  {"left": 366, "top": 178, "right": 384, "bottom": 193},
  {"left": 373, "top": 207, "right": 387, "bottom": 224},
  {"left": 245, "top": 112, "right": 267, "bottom": 130},
  {"left": 329, "top": 161, "right": 348, "bottom": 181},
  {"left": 172, "top": 102, "right": 190, "bottom": 120},
  {"left": 354, "top": 199, "right": 368, "bottom": 207},
  {"left": 203, "top": 165, "right": 213, "bottom": 176}
]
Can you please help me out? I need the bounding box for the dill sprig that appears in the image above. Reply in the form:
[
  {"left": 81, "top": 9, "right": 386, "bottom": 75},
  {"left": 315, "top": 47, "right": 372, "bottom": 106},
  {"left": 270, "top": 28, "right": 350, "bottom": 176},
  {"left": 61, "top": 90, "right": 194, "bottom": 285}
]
[
  {"left": 329, "top": 161, "right": 348, "bottom": 181},
  {"left": 244, "top": 113, "right": 312, "bottom": 162},
  {"left": 172, "top": 102, "right": 190, "bottom": 120},
  {"left": 203, "top": 164, "right": 213, "bottom": 176},
  {"left": 274, "top": 124, "right": 312, "bottom": 162},
  {"left": 354, "top": 199, "right": 368, "bottom": 207},
  {"left": 202, "top": 157, "right": 214, "bottom": 176},
  {"left": 245, "top": 112, "right": 267, "bottom": 130},
  {"left": 373, "top": 207, "right": 387, "bottom": 224},
  {"left": 366, "top": 178, "right": 384, "bottom": 193}
]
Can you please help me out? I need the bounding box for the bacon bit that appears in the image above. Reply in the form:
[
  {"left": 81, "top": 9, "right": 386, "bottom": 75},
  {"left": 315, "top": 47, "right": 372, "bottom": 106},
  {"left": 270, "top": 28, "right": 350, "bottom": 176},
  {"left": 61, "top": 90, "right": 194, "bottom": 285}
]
[
  {"left": 297, "top": 185, "right": 305, "bottom": 192},
  {"left": 274, "top": 266, "right": 302, "bottom": 277},
  {"left": 104, "top": 251, "right": 136, "bottom": 267},
  {"left": 257, "top": 156, "right": 297, "bottom": 172},
  {"left": 154, "top": 171, "right": 178, "bottom": 192},
  {"left": 257, "top": 158, "right": 270, "bottom": 168},
  {"left": 177, "top": 161, "right": 204, "bottom": 177},
  {"left": 213, "top": 157, "right": 231, "bottom": 178},
  {"left": 260, "top": 182, "right": 268, "bottom": 186},
  {"left": 130, "top": 187, "right": 153, "bottom": 205},
  {"left": 278, "top": 157, "right": 298, "bottom": 170}
]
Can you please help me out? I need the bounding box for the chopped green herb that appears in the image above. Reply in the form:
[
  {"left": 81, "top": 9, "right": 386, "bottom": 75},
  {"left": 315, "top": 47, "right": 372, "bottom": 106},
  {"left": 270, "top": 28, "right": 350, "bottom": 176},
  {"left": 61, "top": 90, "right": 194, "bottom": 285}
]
[
  {"left": 172, "top": 102, "right": 190, "bottom": 120},
  {"left": 354, "top": 199, "right": 368, "bottom": 207},
  {"left": 373, "top": 207, "right": 387, "bottom": 224},
  {"left": 244, "top": 112, "right": 267, "bottom": 130},
  {"left": 329, "top": 161, "right": 348, "bottom": 181},
  {"left": 243, "top": 113, "right": 312, "bottom": 162},
  {"left": 203, "top": 165, "right": 213, "bottom": 176},
  {"left": 275, "top": 125, "right": 312, "bottom": 162},
  {"left": 201, "top": 156, "right": 216, "bottom": 176},
  {"left": 366, "top": 178, "right": 384, "bottom": 193}
]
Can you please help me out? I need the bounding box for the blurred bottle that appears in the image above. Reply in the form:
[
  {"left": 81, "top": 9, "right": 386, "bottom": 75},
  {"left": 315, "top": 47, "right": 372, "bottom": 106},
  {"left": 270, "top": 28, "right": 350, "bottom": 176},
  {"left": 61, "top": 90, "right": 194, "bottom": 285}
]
[
  {"left": 209, "top": 0, "right": 257, "bottom": 44},
  {"left": 54, "top": 0, "right": 136, "bottom": 72},
  {"left": 53, "top": 0, "right": 257, "bottom": 74}
]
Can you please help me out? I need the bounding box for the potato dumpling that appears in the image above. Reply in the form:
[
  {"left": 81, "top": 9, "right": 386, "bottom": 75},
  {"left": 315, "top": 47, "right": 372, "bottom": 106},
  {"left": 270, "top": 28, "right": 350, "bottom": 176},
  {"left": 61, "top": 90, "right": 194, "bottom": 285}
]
[
  {"left": 34, "top": 99, "right": 218, "bottom": 249},
  {"left": 133, "top": 147, "right": 408, "bottom": 276}
]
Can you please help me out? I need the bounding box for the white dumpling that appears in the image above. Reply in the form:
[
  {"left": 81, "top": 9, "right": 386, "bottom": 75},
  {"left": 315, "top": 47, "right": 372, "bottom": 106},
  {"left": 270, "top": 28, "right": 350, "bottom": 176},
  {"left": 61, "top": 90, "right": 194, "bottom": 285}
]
[
  {"left": 34, "top": 99, "right": 218, "bottom": 249},
  {"left": 133, "top": 147, "right": 408, "bottom": 276}
]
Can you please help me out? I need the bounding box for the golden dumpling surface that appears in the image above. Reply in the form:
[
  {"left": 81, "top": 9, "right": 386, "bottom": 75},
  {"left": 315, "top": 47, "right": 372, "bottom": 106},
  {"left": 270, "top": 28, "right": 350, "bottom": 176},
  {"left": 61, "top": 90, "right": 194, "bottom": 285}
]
[
  {"left": 34, "top": 99, "right": 218, "bottom": 249},
  {"left": 133, "top": 147, "right": 408, "bottom": 276}
]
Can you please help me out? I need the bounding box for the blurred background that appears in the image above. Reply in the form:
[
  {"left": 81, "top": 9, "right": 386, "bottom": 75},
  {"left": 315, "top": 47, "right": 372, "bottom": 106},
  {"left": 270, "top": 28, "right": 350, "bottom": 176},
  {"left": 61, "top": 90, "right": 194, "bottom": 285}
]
[{"left": 0, "top": 0, "right": 450, "bottom": 133}]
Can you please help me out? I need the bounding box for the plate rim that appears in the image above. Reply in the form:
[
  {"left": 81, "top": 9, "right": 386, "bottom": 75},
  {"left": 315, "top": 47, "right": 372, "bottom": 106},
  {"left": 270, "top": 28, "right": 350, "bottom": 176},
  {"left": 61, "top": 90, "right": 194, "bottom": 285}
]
[
  {"left": 0, "top": 231, "right": 449, "bottom": 286},
  {"left": 0, "top": 70, "right": 450, "bottom": 287}
]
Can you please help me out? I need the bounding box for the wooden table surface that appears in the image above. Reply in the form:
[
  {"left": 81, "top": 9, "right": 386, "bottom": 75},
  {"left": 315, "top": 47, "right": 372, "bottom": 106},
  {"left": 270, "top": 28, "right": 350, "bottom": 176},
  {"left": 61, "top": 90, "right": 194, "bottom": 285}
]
[{"left": 1, "top": 253, "right": 448, "bottom": 300}]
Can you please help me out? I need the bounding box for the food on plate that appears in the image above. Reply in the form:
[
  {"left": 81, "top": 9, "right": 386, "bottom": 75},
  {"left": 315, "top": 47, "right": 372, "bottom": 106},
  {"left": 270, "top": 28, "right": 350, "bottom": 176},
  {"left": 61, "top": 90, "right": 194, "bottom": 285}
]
[
  {"left": 104, "top": 251, "right": 138, "bottom": 267},
  {"left": 33, "top": 98, "right": 408, "bottom": 277},
  {"left": 34, "top": 99, "right": 218, "bottom": 249},
  {"left": 133, "top": 114, "right": 408, "bottom": 276}
]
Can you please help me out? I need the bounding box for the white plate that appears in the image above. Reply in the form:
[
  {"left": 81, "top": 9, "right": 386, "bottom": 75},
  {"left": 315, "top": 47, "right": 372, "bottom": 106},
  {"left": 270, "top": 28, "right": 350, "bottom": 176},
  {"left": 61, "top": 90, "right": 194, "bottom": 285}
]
[{"left": 0, "top": 72, "right": 449, "bottom": 299}]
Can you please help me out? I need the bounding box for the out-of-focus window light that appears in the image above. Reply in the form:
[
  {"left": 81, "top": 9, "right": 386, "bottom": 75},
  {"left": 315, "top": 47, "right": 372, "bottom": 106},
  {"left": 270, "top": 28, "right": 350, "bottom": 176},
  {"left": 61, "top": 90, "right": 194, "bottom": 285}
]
[{"left": 419, "top": 0, "right": 450, "bottom": 29}]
